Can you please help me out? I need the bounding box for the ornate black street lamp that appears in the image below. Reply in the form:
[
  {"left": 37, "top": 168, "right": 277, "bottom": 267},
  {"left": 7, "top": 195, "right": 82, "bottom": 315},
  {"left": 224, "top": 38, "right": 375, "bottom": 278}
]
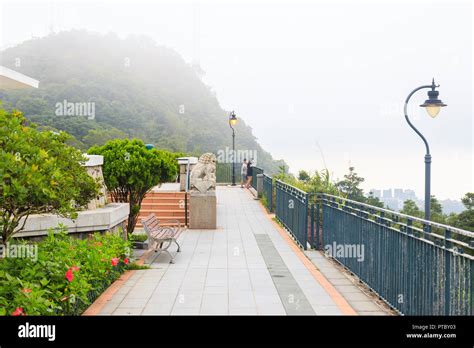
[
  {"left": 404, "top": 78, "right": 447, "bottom": 222},
  {"left": 229, "top": 111, "right": 238, "bottom": 186}
]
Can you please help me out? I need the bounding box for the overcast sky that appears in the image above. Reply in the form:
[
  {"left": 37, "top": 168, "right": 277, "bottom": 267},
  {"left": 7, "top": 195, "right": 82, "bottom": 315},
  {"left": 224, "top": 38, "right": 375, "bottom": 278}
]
[{"left": 1, "top": 0, "right": 472, "bottom": 200}]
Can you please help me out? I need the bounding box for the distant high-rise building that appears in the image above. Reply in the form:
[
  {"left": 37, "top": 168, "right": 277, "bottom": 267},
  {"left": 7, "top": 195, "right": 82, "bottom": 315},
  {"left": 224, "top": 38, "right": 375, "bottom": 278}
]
[
  {"left": 384, "top": 198, "right": 398, "bottom": 210},
  {"left": 394, "top": 188, "right": 404, "bottom": 199},
  {"left": 404, "top": 189, "right": 417, "bottom": 201},
  {"left": 370, "top": 189, "right": 381, "bottom": 199},
  {"left": 368, "top": 188, "right": 421, "bottom": 212}
]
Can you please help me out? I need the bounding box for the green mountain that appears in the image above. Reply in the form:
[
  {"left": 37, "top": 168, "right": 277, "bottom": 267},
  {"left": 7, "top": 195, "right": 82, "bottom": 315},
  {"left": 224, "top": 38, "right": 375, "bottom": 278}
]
[{"left": 0, "top": 30, "right": 285, "bottom": 173}]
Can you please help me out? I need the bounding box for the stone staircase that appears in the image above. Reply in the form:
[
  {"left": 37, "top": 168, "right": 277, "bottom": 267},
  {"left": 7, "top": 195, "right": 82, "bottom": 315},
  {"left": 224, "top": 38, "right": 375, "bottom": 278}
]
[{"left": 136, "top": 192, "right": 189, "bottom": 228}]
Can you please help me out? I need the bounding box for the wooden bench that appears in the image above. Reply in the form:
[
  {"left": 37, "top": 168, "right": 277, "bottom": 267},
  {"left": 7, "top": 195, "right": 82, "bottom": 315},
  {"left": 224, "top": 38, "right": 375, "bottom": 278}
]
[{"left": 141, "top": 214, "right": 183, "bottom": 263}]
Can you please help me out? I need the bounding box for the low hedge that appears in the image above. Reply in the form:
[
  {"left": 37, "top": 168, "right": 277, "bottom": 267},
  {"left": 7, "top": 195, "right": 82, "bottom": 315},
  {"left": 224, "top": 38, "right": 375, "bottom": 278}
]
[{"left": 0, "top": 226, "right": 131, "bottom": 316}]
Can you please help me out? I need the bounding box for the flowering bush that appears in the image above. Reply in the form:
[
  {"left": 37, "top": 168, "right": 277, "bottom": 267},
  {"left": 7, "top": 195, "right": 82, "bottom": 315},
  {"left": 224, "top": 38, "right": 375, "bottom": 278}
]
[
  {"left": 0, "top": 226, "right": 131, "bottom": 316},
  {"left": 0, "top": 108, "right": 99, "bottom": 241}
]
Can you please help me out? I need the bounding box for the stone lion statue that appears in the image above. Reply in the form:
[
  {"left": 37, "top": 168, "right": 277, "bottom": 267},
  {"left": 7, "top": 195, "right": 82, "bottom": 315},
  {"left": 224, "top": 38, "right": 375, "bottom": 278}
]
[{"left": 190, "top": 153, "right": 217, "bottom": 193}]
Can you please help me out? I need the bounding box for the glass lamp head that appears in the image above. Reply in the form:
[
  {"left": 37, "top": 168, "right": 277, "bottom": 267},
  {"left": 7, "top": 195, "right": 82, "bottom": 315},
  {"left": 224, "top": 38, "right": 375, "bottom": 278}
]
[
  {"left": 229, "top": 111, "right": 238, "bottom": 126},
  {"left": 420, "top": 80, "right": 447, "bottom": 118}
]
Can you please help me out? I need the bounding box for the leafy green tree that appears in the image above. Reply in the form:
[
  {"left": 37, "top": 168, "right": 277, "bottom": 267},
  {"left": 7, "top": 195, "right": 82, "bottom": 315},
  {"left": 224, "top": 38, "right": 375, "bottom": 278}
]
[
  {"left": 88, "top": 138, "right": 177, "bottom": 234},
  {"left": 336, "top": 167, "right": 365, "bottom": 201},
  {"left": 452, "top": 210, "right": 474, "bottom": 232},
  {"left": 279, "top": 169, "right": 339, "bottom": 200},
  {"left": 82, "top": 128, "right": 127, "bottom": 149},
  {"left": 273, "top": 165, "right": 292, "bottom": 182},
  {"left": 400, "top": 196, "right": 446, "bottom": 222},
  {"left": 429, "top": 195, "right": 445, "bottom": 223},
  {"left": 0, "top": 109, "right": 98, "bottom": 241},
  {"left": 400, "top": 199, "right": 423, "bottom": 218},
  {"left": 461, "top": 192, "right": 474, "bottom": 210},
  {"left": 446, "top": 213, "right": 460, "bottom": 227},
  {"left": 430, "top": 196, "right": 443, "bottom": 215},
  {"left": 451, "top": 192, "right": 474, "bottom": 232},
  {"left": 298, "top": 170, "right": 311, "bottom": 182},
  {"left": 366, "top": 191, "right": 384, "bottom": 208},
  {"left": 304, "top": 169, "right": 340, "bottom": 196}
]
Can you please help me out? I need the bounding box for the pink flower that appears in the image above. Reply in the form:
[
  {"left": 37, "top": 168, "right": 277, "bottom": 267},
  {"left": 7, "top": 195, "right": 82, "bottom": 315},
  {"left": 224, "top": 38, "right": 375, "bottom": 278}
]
[
  {"left": 111, "top": 258, "right": 120, "bottom": 266},
  {"left": 65, "top": 269, "right": 74, "bottom": 282},
  {"left": 21, "top": 288, "right": 32, "bottom": 294},
  {"left": 71, "top": 266, "right": 80, "bottom": 272},
  {"left": 12, "top": 307, "right": 25, "bottom": 316},
  {"left": 123, "top": 258, "right": 129, "bottom": 265}
]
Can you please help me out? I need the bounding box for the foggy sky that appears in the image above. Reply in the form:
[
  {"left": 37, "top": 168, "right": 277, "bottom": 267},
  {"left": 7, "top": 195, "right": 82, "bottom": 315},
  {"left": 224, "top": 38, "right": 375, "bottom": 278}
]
[{"left": 1, "top": 0, "right": 472, "bottom": 200}]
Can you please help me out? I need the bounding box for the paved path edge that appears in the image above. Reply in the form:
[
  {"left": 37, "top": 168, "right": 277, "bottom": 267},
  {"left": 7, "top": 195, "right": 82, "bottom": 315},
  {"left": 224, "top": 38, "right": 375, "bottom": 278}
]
[
  {"left": 250, "top": 189, "right": 358, "bottom": 316},
  {"left": 82, "top": 251, "right": 149, "bottom": 316}
]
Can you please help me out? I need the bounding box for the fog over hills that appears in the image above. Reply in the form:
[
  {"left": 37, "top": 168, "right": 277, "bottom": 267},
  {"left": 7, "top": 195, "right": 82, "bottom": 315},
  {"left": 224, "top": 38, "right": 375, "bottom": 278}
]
[{"left": 0, "top": 30, "right": 286, "bottom": 173}]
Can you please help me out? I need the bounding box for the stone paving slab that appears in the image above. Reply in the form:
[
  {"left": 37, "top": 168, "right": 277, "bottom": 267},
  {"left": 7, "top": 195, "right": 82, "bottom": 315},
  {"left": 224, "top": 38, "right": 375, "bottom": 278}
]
[
  {"left": 305, "top": 250, "right": 393, "bottom": 315},
  {"left": 99, "top": 186, "right": 387, "bottom": 316}
]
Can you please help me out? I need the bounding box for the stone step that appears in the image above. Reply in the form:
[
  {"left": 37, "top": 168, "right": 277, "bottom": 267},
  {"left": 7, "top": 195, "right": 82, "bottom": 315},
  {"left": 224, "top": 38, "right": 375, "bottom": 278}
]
[
  {"left": 138, "top": 210, "right": 188, "bottom": 217},
  {"left": 140, "top": 202, "right": 187, "bottom": 210},
  {"left": 141, "top": 197, "right": 187, "bottom": 204},
  {"left": 145, "top": 192, "right": 189, "bottom": 198}
]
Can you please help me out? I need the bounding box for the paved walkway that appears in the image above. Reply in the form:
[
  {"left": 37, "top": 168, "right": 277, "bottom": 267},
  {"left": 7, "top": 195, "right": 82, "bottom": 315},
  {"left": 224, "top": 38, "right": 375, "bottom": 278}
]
[{"left": 99, "top": 186, "right": 390, "bottom": 315}]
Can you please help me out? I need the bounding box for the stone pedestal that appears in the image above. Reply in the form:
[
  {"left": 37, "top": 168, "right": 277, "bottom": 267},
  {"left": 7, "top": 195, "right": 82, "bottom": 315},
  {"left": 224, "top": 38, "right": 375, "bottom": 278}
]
[
  {"left": 82, "top": 154, "right": 107, "bottom": 209},
  {"left": 189, "top": 192, "right": 216, "bottom": 229}
]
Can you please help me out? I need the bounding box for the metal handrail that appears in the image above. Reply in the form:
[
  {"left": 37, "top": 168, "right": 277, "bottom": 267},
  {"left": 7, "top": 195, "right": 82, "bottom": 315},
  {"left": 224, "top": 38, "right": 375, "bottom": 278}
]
[
  {"left": 318, "top": 193, "right": 474, "bottom": 238},
  {"left": 261, "top": 172, "right": 473, "bottom": 315},
  {"left": 251, "top": 169, "right": 473, "bottom": 241},
  {"left": 275, "top": 179, "right": 308, "bottom": 196}
]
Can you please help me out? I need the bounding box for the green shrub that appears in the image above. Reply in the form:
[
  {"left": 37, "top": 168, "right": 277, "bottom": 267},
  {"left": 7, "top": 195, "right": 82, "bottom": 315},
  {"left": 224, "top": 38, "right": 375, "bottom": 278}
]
[
  {"left": 88, "top": 138, "right": 177, "bottom": 235},
  {"left": 0, "top": 226, "right": 131, "bottom": 316},
  {"left": 129, "top": 233, "right": 148, "bottom": 243},
  {"left": 0, "top": 109, "right": 99, "bottom": 241}
]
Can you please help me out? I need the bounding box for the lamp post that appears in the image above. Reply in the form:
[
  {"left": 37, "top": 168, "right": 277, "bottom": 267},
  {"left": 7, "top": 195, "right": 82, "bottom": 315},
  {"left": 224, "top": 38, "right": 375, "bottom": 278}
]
[
  {"left": 404, "top": 78, "right": 447, "bottom": 222},
  {"left": 229, "top": 111, "right": 238, "bottom": 186}
]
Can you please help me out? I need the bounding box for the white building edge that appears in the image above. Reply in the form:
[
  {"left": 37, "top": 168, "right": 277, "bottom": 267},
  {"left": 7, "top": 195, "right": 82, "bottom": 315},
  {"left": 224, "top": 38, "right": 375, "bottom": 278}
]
[{"left": 0, "top": 65, "right": 39, "bottom": 90}]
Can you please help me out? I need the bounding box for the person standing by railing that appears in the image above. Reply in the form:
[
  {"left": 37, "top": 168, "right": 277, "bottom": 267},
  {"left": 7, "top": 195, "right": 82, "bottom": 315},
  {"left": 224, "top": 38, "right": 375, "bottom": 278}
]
[
  {"left": 240, "top": 158, "right": 248, "bottom": 188},
  {"left": 245, "top": 159, "right": 253, "bottom": 189}
]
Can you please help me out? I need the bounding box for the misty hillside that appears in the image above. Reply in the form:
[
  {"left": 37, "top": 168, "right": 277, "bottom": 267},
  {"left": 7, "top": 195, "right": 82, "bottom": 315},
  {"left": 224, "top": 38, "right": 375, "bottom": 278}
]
[{"left": 0, "top": 30, "right": 285, "bottom": 173}]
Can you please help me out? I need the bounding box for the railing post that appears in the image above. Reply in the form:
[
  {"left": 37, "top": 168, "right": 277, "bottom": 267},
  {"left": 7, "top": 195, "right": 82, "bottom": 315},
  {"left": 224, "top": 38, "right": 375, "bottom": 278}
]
[
  {"left": 303, "top": 193, "right": 308, "bottom": 250},
  {"left": 256, "top": 174, "right": 264, "bottom": 197},
  {"left": 471, "top": 255, "right": 474, "bottom": 316},
  {"left": 269, "top": 179, "right": 273, "bottom": 213},
  {"left": 310, "top": 202, "right": 314, "bottom": 248},
  {"left": 316, "top": 196, "right": 321, "bottom": 250},
  {"left": 444, "top": 229, "right": 451, "bottom": 315},
  {"left": 406, "top": 219, "right": 413, "bottom": 235}
]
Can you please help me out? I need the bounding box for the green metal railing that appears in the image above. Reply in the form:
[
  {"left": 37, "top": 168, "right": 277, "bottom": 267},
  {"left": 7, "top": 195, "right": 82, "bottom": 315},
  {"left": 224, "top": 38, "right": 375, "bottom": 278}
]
[
  {"left": 216, "top": 162, "right": 234, "bottom": 183},
  {"left": 275, "top": 180, "right": 309, "bottom": 249},
  {"left": 316, "top": 193, "right": 474, "bottom": 315},
  {"left": 263, "top": 174, "right": 273, "bottom": 212},
  {"left": 255, "top": 167, "right": 473, "bottom": 315},
  {"left": 217, "top": 162, "right": 263, "bottom": 187},
  {"left": 251, "top": 166, "right": 264, "bottom": 190}
]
